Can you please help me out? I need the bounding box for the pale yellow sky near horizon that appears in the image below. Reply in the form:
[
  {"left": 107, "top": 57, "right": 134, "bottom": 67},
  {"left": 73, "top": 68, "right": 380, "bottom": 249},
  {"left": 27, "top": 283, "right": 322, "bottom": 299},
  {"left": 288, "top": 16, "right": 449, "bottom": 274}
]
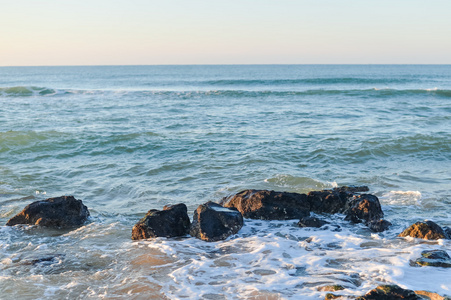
[{"left": 1, "top": 0, "right": 451, "bottom": 66}]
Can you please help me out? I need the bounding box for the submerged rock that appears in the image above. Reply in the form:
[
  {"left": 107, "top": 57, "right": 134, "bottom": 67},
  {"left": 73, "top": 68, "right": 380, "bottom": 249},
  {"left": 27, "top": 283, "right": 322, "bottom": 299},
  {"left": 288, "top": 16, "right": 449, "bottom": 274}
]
[
  {"left": 222, "top": 189, "right": 310, "bottom": 220},
  {"left": 398, "top": 220, "right": 448, "bottom": 240},
  {"left": 298, "top": 216, "right": 329, "bottom": 228},
  {"left": 414, "top": 250, "right": 451, "bottom": 268},
  {"left": 367, "top": 219, "right": 392, "bottom": 233},
  {"left": 325, "top": 293, "right": 345, "bottom": 300},
  {"left": 444, "top": 227, "right": 451, "bottom": 239},
  {"left": 6, "top": 196, "right": 89, "bottom": 228},
  {"left": 131, "top": 203, "right": 190, "bottom": 240},
  {"left": 356, "top": 284, "right": 420, "bottom": 300},
  {"left": 190, "top": 202, "right": 243, "bottom": 242},
  {"left": 318, "top": 285, "right": 345, "bottom": 292}
]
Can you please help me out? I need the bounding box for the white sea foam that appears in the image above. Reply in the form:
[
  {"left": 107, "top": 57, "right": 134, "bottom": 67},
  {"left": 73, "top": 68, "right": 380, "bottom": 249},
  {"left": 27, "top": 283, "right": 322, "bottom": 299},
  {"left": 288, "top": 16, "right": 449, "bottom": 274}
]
[
  {"left": 138, "top": 218, "right": 451, "bottom": 299},
  {"left": 379, "top": 191, "right": 422, "bottom": 206}
]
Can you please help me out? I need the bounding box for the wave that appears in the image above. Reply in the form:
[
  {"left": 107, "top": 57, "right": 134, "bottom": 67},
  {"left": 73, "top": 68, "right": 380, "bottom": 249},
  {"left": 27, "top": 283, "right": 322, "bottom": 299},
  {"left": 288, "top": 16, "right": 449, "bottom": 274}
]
[
  {"left": 198, "top": 77, "right": 412, "bottom": 86},
  {"left": 0, "top": 86, "right": 57, "bottom": 97},
  {"left": 2, "top": 86, "right": 451, "bottom": 98}
]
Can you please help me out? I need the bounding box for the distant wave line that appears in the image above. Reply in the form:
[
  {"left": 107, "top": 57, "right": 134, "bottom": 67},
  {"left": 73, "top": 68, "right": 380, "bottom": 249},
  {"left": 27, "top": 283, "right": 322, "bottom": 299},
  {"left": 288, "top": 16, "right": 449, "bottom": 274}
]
[{"left": 1, "top": 86, "right": 451, "bottom": 98}]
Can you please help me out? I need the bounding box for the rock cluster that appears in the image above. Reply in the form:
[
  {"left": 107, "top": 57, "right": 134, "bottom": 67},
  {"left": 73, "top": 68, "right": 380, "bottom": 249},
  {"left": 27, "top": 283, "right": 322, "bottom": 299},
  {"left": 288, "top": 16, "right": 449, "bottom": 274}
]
[
  {"left": 6, "top": 196, "right": 89, "bottom": 228},
  {"left": 5, "top": 187, "right": 451, "bottom": 299},
  {"left": 222, "top": 186, "right": 391, "bottom": 232},
  {"left": 131, "top": 201, "right": 243, "bottom": 242}
]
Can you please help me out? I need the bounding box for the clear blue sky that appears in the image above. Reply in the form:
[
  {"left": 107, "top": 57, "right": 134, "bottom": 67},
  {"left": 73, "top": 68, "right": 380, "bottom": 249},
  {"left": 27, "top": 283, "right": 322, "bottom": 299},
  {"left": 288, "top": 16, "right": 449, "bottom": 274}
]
[{"left": 1, "top": 0, "right": 451, "bottom": 66}]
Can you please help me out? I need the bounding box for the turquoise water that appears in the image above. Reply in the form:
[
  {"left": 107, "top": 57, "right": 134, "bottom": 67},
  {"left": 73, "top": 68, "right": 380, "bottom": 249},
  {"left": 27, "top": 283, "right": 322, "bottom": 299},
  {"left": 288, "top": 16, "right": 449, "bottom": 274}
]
[{"left": 1, "top": 65, "right": 450, "bottom": 299}]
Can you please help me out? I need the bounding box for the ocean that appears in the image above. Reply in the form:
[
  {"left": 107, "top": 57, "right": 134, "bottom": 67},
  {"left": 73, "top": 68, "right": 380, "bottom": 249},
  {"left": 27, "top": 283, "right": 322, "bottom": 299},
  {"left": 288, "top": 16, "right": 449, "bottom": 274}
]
[{"left": 0, "top": 65, "right": 450, "bottom": 299}]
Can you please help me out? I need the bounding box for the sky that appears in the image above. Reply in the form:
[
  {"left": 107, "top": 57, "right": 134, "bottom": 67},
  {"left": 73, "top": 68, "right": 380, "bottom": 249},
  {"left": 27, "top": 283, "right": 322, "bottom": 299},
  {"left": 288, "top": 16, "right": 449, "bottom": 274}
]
[{"left": 1, "top": 0, "right": 451, "bottom": 66}]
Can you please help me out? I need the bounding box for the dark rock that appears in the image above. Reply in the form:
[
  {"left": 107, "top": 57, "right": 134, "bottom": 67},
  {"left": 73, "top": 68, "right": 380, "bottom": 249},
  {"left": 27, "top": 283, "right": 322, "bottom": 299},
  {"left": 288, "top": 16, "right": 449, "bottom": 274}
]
[
  {"left": 356, "top": 284, "right": 420, "bottom": 300},
  {"left": 307, "top": 189, "right": 349, "bottom": 214},
  {"left": 222, "top": 186, "right": 387, "bottom": 232},
  {"left": 415, "top": 250, "right": 451, "bottom": 268},
  {"left": 222, "top": 190, "right": 310, "bottom": 220},
  {"left": 345, "top": 194, "right": 384, "bottom": 224},
  {"left": 308, "top": 186, "right": 369, "bottom": 214},
  {"left": 190, "top": 202, "right": 243, "bottom": 242},
  {"left": 6, "top": 196, "right": 89, "bottom": 228},
  {"left": 335, "top": 186, "right": 369, "bottom": 194},
  {"left": 398, "top": 220, "right": 448, "bottom": 240},
  {"left": 298, "top": 216, "right": 329, "bottom": 228},
  {"left": 24, "top": 254, "right": 65, "bottom": 266},
  {"left": 368, "top": 219, "right": 392, "bottom": 232},
  {"left": 131, "top": 203, "right": 190, "bottom": 240}
]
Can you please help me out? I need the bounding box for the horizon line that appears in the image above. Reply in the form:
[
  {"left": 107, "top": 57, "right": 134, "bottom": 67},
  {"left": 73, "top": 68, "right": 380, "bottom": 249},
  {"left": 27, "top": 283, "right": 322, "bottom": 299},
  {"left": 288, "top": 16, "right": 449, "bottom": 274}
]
[{"left": 2, "top": 63, "right": 451, "bottom": 68}]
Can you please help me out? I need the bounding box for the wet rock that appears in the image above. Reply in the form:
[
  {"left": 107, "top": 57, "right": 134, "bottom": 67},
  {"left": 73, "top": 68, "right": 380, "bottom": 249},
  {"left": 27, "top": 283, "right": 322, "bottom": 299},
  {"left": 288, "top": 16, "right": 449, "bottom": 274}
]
[
  {"left": 368, "top": 219, "right": 392, "bottom": 233},
  {"left": 345, "top": 194, "right": 384, "bottom": 224},
  {"left": 298, "top": 216, "right": 329, "bottom": 228},
  {"left": 307, "top": 189, "right": 349, "bottom": 214},
  {"left": 308, "top": 185, "right": 369, "bottom": 214},
  {"left": 414, "top": 250, "right": 451, "bottom": 268},
  {"left": 414, "top": 290, "right": 451, "bottom": 300},
  {"left": 190, "top": 202, "right": 243, "bottom": 242},
  {"left": 131, "top": 203, "right": 190, "bottom": 240},
  {"left": 335, "top": 186, "right": 369, "bottom": 194},
  {"left": 6, "top": 196, "right": 89, "bottom": 228},
  {"left": 222, "top": 189, "right": 310, "bottom": 220},
  {"left": 325, "top": 293, "right": 346, "bottom": 300},
  {"left": 318, "top": 285, "right": 345, "bottom": 292},
  {"left": 23, "top": 254, "right": 65, "bottom": 266},
  {"left": 356, "top": 284, "right": 420, "bottom": 300},
  {"left": 398, "top": 220, "right": 448, "bottom": 240}
]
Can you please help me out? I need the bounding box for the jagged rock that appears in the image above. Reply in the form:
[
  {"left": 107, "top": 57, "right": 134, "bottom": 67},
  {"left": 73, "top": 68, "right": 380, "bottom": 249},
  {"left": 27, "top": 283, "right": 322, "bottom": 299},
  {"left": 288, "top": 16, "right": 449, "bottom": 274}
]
[
  {"left": 308, "top": 185, "right": 369, "bottom": 214},
  {"left": 356, "top": 284, "right": 420, "bottom": 300},
  {"left": 368, "top": 219, "right": 392, "bottom": 232},
  {"left": 190, "top": 202, "right": 243, "bottom": 242},
  {"left": 414, "top": 250, "right": 451, "bottom": 268},
  {"left": 131, "top": 203, "right": 190, "bottom": 240},
  {"left": 6, "top": 196, "right": 89, "bottom": 228},
  {"left": 298, "top": 216, "right": 329, "bottom": 228},
  {"left": 222, "top": 190, "right": 310, "bottom": 220},
  {"left": 398, "top": 220, "right": 448, "bottom": 240},
  {"left": 345, "top": 194, "right": 384, "bottom": 224}
]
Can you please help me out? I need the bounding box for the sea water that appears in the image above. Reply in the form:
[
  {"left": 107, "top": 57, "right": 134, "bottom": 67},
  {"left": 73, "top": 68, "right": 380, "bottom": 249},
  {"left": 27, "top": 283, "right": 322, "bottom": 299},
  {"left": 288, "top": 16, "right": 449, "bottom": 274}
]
[{"left": 0, "top": 65, "right": 450, "bottom": 299}]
